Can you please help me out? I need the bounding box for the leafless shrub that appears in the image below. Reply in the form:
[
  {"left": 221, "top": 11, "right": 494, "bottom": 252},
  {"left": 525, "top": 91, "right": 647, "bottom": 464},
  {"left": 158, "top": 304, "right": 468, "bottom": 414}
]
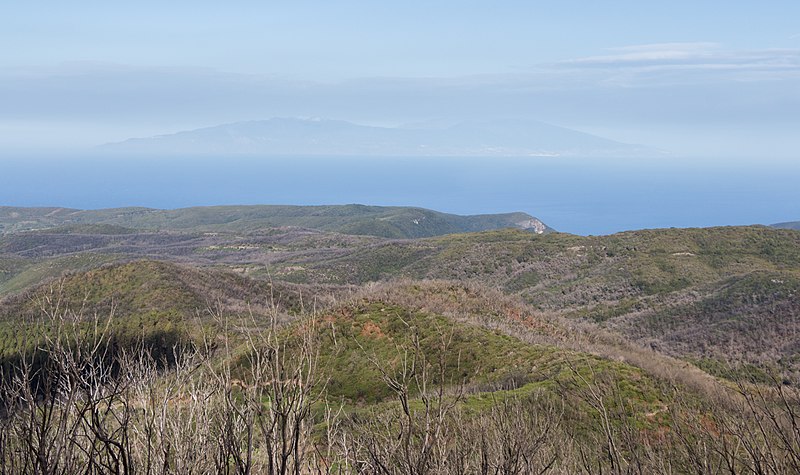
[
  {"left": 329, "top": 319, "right": 567, "bottom": 474},
  {"left": 0, "top": 286, "right": 332, "bottom": 474},
  {"left": 3, "top": 277, "right": 800, "bottom": 474}
]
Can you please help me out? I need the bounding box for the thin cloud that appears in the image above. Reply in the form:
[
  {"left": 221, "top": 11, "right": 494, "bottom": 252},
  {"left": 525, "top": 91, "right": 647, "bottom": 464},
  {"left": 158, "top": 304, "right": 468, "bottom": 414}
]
[
  {"left": 562, "top": 43, "right": 719, "bottom": 65},
  {"left": 553, "top": 45, "right": 800, "bottom": 85},
  {"left": 610, "top": 42, "right": 720, "bottom": 52}
]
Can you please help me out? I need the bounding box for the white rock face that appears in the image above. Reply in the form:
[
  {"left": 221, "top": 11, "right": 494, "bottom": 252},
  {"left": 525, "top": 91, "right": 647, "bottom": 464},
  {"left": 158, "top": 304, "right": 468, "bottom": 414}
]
[{"left": 516, "top": 219, "right": 547, "bottom": 234}]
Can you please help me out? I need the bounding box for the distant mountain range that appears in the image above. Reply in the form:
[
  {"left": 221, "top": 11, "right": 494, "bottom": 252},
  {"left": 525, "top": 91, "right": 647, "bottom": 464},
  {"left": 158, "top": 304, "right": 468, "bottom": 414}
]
[
  {"left": 0, "top": 204, "right": 550, "bottom": 238},
  {"left": 772, "top": 221, "right": 800, "bottom": 230},
  {"left": 98, "top": 117, "right": 663, "bottom": 157}
]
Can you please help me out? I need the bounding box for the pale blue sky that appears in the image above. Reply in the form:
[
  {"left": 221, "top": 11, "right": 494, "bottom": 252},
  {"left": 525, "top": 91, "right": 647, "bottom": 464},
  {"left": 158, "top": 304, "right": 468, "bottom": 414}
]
[
  {"left": 1, "top": 1, "right": 799, "bottom": 156},
  {"left": 4, "top": 1, "right": 800, "bottom": 77}
]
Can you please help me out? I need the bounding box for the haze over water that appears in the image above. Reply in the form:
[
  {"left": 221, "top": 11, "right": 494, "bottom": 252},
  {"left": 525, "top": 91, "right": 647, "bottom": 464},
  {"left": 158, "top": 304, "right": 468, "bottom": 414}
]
[
  {"left": 3, "top": 3, "right": 799, "bottom": 235},
  {"left": 3, "top": 155, "right": 797, "bottom": 235}
]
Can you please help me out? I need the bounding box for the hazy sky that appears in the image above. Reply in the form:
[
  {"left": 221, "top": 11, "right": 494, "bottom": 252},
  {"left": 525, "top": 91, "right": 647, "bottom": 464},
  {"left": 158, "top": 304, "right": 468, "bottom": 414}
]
[{"left": 2, "top": 1, "right": 800, "bottom": 158}]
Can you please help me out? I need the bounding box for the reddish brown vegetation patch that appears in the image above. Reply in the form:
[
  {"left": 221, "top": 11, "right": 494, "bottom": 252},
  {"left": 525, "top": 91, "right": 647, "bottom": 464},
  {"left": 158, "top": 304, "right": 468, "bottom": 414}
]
[{"left": 360, "top": 321, "right": 385, "bottom": 339}]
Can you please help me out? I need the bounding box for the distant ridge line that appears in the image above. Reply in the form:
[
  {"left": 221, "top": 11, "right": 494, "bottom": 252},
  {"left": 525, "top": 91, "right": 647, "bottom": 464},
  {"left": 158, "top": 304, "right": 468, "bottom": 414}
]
[
  {"left": 97, "top": 117, "right": 664, "bottom": 158},
  {"left": 0, "top": 204, "right": 552, "bottom": 238}
]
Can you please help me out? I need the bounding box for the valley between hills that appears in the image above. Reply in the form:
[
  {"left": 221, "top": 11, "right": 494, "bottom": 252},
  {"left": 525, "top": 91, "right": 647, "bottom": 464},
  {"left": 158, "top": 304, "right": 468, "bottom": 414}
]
[{"left": 1, "top": 204, "right": 799, "bottom": 473}]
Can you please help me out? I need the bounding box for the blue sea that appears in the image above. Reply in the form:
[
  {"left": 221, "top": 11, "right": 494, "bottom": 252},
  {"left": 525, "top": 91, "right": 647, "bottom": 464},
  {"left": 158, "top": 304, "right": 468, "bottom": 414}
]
[{"left": 1, "top": 155, "right": 798, "bottom": 235}]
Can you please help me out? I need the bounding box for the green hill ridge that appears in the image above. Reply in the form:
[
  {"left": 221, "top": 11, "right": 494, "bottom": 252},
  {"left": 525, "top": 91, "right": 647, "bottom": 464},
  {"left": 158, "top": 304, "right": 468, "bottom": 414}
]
[{"left": 0, "top": 204, "right": 550, "bottom": 238}]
